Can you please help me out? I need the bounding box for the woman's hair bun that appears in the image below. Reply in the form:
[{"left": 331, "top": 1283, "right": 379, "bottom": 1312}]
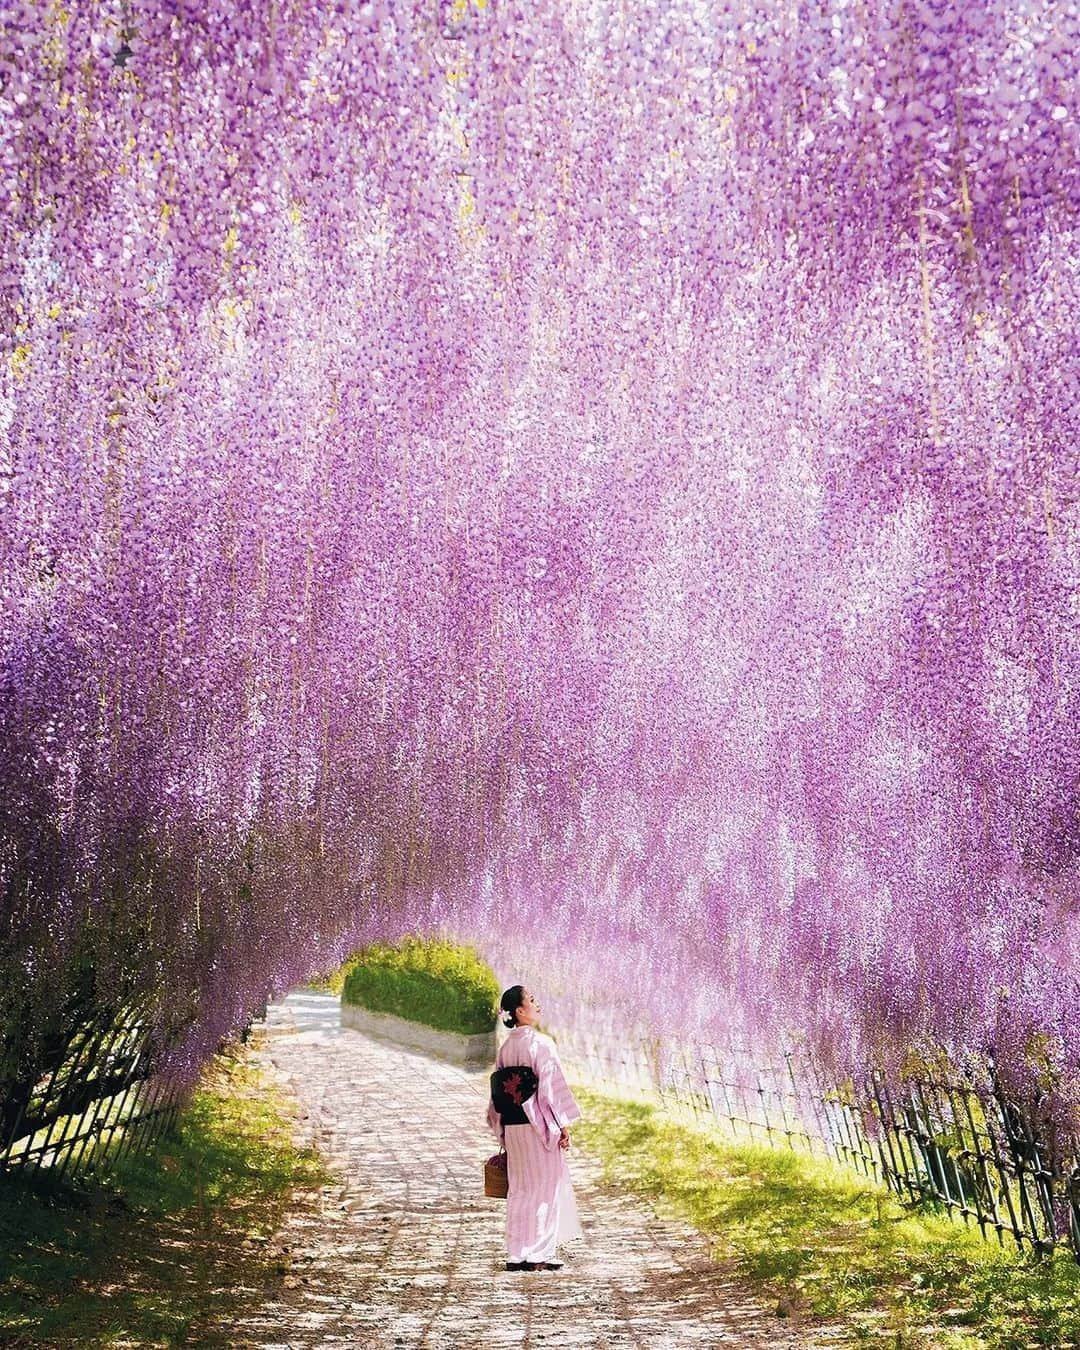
[{"left": 499, "top": 984, "right": 526, "bottom": 1028}]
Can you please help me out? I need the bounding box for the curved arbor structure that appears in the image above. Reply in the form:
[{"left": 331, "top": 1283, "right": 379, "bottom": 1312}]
[{"left": 0, "top": 1, "right": 1077, "bottom": 1211}]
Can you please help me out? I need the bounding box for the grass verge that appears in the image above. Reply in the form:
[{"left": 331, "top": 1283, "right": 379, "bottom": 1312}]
[
  {"left": 0, "top": 1043, "right": 327, "bottom": 1348},
  {"left": 573, "top": 1085, "right": 1080, "bottom": 1350}
]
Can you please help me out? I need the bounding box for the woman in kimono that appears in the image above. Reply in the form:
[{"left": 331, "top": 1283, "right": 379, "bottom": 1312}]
[{"left": 487, "top": 985, "right": 583, "bottom": 1272}]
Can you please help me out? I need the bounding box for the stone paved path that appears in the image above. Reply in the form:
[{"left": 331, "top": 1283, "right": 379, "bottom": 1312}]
[{"left": 228, "top": 992, "right": 846, "bottom": 1349}]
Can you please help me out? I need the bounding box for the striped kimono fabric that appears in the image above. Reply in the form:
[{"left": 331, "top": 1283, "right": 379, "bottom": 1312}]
[{"left": 487, "top": 1026, "right": 583, "bottom": 1264}]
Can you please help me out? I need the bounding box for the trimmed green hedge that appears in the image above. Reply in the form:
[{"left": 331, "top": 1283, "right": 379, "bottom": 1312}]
[{"left": 341, "top": 936, "right": 499, "bottom": 1036}]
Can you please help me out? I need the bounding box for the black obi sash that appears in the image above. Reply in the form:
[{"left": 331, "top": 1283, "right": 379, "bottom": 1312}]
[{"left": 490, "top": 1064, "right": 539, "bottom": 1126}]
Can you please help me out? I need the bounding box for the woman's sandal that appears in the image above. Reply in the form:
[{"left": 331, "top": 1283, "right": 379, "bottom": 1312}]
[{"left": 505, "top": 1261, "right": 536, "bottom": 1271}]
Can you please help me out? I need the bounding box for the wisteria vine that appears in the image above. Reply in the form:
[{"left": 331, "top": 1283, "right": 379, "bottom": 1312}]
[{"left": 1, "top": 1, "right": 1077, "bottom": 1179}]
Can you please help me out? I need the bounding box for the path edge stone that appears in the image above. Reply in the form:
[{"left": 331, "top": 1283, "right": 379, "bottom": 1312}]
[{"left": 340, "top": 1001, "right": 496, "bottom": 1068}]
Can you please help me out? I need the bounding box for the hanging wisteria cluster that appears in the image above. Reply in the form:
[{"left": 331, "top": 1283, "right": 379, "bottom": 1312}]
[{"left": 1, "top": 0, "right": 1077, "bottom": 1164}]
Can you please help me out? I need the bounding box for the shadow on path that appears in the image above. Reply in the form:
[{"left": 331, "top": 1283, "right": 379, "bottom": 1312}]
[{"left": 225, "top": 992, "right": 847, "bottom": 1349}]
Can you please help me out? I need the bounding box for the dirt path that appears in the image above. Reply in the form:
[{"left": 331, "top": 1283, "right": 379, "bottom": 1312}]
[{"left": 226, "top": 991, "right": 844, "bottom": 1349}]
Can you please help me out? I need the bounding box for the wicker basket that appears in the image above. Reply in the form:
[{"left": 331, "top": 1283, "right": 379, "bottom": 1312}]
[{"left": 484, "top": 1150, "right": 509, "bottom": 1199}]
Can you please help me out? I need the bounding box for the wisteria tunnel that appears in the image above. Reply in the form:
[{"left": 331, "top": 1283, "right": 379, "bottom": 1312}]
[{"left": 1, "top": 0, "right": 1078, "bottom": 1250}]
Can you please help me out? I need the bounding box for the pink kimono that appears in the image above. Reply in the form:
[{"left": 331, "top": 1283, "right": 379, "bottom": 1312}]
[{"left": 486, "top": 1026, "right": 583, "bottom": 1264}]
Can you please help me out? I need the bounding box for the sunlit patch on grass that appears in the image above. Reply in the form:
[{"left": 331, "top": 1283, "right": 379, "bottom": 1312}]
[
  {"left": 574, "top": 1086, "right": 1080, "bottom": 1349},
  {"left": 0, "top": 1045, "right": 328, "bottom": 1346}
]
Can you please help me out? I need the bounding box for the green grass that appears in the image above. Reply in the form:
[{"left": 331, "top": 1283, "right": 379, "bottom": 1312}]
[
  {"left": 0, "top": 1044, "right": 328, "bottom": 1347},
  {"left": 573, "top": 1086, "right": 1080, "bottom": 1349},
  {"left": 341, "top": 935, "right": 499, "bottom": 1035}
]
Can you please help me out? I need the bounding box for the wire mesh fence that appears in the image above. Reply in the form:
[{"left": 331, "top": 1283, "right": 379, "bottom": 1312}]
[
  {"left": 560, "top": 1028, "right": 1080, "bottom": 1264},
  {"left": 0, "top": 1002, "right": 183, "bottom": 1183}
]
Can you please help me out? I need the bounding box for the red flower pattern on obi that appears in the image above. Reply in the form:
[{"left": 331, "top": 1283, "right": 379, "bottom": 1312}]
[
  {"left": 491, "top": 1065, "right": 538, "bottom": 1116},
  {"left": 502, "top": 1071, "right": 526, "bottom": 1104}
]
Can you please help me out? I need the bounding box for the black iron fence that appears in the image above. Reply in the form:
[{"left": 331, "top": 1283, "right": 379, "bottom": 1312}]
[
  {"left": 561, "top": 1031, "right": 1080, "bottom": 1264},
  {"left": 0, "top": 1003, "right": 183, "bottom": 1182}
]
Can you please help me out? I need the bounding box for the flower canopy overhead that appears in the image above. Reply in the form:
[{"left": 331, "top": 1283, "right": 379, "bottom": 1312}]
[{"left": 1, "top": 1, "right": 1077, "bottom": 1132}]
